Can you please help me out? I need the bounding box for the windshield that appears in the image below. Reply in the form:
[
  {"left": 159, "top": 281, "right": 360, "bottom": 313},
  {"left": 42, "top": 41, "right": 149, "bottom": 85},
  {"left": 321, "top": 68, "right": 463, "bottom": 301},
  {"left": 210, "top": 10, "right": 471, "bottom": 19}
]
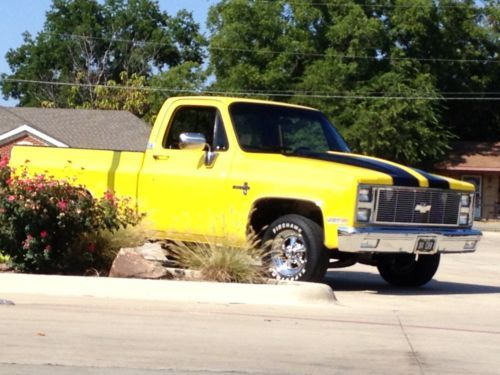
[{"left": 229, "top": 102, "right": 350, "bottom": 155}]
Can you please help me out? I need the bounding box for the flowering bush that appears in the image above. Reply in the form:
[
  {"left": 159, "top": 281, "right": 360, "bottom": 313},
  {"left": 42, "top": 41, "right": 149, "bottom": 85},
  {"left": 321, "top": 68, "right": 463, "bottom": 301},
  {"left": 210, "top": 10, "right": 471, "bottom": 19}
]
[{"left": 0, "top": 156, "right": 142, "bottom": 273}]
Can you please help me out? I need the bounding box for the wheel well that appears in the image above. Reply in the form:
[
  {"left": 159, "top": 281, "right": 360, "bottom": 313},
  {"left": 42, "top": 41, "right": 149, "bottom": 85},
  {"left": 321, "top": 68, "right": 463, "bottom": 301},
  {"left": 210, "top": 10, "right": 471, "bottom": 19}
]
[{"left": 249, "top": 198, "right": 324, "bottom": 237}]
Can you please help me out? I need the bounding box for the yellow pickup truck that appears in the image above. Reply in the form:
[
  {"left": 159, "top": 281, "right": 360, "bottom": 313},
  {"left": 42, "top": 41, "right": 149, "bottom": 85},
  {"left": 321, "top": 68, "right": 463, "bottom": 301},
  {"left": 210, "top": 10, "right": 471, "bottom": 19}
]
[{"left": 10, "top": 96, "right": 481, "bottom": 286}]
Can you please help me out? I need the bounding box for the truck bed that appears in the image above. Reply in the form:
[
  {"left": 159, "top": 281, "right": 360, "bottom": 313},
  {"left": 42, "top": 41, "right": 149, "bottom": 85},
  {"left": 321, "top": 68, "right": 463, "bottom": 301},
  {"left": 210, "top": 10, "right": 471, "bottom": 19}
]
[{"left": 10, "top": 146, "right": 145, "bottom": 200}]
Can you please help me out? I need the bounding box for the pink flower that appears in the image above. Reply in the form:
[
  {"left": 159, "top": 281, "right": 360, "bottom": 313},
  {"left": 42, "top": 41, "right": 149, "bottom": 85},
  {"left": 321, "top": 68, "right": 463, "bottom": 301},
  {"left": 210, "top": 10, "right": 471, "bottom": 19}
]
[
  {"left": 56, "top": 200, "right": 67, "bottom": 210},
  {"left": 23, "top": 235, "right": 33, "bottom": 250},
  {"left": 88, "top": 243, "right": 96, "bottom": 253},
  {"left": 5, "top": 177, "right": 13, "bottom": 185},
  {"left": 44, "top": 245, "right": 52, "bottom": 253},
  {"left": 104, "top": 190, "right": 115, "bottom": 201},
  {"left": 40, "top": 231, "right": 48, "bottom": 238},
  {"left": 7, "top": 195, "right": 15, "bottom": 202},
  {"left": 0, "top": 156, "right": 9, "bottom": 168}
]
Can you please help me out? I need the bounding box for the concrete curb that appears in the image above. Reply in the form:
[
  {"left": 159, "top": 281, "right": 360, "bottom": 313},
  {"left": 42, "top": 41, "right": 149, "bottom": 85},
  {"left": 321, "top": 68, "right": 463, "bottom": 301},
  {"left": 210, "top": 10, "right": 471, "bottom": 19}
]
[
  {"left": 473, "top": 222, "right": 500, "bottom": 232},
  {"left": 0, "top": 273, "right": 336, "bottom": 306}
]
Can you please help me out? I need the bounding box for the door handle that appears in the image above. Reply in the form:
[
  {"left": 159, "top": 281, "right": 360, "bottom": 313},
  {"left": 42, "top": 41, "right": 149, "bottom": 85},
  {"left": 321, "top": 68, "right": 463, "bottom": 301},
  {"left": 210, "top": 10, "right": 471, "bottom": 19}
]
[{"left": 153, "top": 154, "right": 169, "bottom": 161}]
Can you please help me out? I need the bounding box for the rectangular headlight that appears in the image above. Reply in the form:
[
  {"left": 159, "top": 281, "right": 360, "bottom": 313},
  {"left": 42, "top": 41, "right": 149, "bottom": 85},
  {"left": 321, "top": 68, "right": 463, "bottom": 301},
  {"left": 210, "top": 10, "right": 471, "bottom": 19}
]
[
  {"left": 358, "top": 187, "right": 372, "bottom": 202},
  {"left": 460, "top": 194, "right": 471, "bottom": 207},
  {"left": 357, "top": 208, "right": 371, "bottom": 222},
  {"left": 459, "top": 213, "right": 469, "bottom": 225}
]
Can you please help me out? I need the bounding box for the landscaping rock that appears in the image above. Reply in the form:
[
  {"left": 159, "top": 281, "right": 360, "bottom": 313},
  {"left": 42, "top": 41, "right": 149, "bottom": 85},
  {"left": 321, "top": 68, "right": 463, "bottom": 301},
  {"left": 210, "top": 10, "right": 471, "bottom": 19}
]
[
  {"left": 135, "top": 242, "right": 168, "bottom": 262},
  {"left": 109, "top": 247, "right": 171, "bottom": 279}
]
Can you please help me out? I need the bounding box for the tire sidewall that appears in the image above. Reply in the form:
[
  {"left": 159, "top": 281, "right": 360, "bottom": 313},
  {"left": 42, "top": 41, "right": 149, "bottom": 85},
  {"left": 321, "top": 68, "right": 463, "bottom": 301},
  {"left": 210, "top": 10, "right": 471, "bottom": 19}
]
[
  {"left": 262, "top": 214, "right": 326, "bottom": 281},
  {"left": 377, "top": 253, "right": 441, "bottom": 287}
]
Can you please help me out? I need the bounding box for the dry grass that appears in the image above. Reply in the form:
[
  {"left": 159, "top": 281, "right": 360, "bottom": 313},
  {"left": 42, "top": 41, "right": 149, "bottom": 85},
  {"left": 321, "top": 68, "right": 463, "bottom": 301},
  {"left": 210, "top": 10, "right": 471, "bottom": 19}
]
[
  {"left": 70, "top": 223, "right": 152, "bottom": 275},
  {"left": 168, "top": 235, "right": 267, "bottom": 284}
]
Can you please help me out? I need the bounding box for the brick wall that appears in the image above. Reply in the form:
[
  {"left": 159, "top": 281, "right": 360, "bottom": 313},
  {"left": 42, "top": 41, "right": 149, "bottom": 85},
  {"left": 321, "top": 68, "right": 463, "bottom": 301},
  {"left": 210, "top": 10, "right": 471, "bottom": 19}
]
[
  {"left": 439, "top": 170, "right": 500, "bottom": 220},
  {"left": 0, "top": 135, "right": 48, "bottom": 158}
]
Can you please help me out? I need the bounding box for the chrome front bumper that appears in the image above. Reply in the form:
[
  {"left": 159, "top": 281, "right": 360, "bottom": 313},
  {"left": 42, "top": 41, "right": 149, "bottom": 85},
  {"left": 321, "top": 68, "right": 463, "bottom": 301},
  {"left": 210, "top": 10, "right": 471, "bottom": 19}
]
[{"left": 337, "top": 226, "right": 482, "bottom": 254}]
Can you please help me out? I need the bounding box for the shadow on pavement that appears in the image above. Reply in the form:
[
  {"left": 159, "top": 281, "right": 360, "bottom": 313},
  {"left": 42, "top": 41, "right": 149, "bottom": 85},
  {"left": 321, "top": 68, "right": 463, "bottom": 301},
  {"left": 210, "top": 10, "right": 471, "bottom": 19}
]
[{"left": 323, "top": 270, "right": 500, "bottom": 296}]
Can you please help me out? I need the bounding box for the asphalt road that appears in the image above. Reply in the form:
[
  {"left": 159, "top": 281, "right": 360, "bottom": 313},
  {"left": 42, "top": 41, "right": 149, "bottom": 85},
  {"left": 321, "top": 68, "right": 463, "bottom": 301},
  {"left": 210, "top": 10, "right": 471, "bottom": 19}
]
[{"left": 1, "top": 232, "right": 499, "bottom": 375}]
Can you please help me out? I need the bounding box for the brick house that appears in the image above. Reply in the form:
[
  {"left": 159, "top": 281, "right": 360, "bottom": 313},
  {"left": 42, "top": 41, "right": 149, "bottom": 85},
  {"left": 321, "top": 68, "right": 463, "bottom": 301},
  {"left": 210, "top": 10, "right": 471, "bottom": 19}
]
[
  {"left": 436, "top": 142, "right": 500, "bottom": 220},
  {"left": 0, "top": 106, "right": 151, "bottom": 157}
]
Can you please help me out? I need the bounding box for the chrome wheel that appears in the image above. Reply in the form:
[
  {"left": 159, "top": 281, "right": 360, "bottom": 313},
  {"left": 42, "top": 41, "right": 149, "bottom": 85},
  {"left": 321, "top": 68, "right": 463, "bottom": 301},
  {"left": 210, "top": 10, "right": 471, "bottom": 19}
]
[
  {"left": 262, "top": 214, "right": 329, "bottom": 282},
  {"left": 269, "top": 229, "right": 307, "bottom": 279}
]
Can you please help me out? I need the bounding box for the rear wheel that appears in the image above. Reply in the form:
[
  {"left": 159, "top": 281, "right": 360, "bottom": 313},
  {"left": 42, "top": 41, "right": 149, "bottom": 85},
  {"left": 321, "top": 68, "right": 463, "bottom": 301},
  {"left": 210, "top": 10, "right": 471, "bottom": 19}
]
[
  {"left": 262, "top": 214, "right": 329, "bottom": 281},
  {"left": 377, "top": 253, "right": 440, "bottom": 287}
]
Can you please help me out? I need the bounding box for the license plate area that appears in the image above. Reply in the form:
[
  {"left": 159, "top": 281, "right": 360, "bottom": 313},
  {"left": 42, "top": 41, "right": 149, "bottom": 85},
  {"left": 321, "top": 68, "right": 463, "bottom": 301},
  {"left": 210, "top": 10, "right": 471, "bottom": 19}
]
[{"left": 415, "top": 237, "right": 437, "bottom": 253}]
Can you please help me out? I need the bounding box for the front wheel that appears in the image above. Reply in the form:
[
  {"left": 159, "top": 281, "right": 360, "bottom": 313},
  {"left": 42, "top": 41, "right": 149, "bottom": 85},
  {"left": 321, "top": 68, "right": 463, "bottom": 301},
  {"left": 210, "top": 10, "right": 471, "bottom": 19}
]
[
  {"left": 262, "top": 214, "right": 329, "bottom": 281},
  {"left": 377, "top": 253, "right": 440, "bottom": 287}
]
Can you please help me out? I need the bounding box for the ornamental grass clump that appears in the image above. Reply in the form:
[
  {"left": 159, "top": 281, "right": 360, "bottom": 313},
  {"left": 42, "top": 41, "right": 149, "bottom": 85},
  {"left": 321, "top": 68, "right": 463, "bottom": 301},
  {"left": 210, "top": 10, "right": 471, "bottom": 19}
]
[
  {"left": 0, "top": 156, "right": 142, "bottom": 274},
  {"left": 168, "top": 235, "right": 267, "bottom": 284}
]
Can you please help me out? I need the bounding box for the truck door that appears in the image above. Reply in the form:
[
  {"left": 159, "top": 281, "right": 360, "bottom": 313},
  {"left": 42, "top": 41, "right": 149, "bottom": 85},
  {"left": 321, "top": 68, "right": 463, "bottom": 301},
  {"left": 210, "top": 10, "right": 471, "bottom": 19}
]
[{"left": 138, "top": 105, "right": 235, "bottom": 240}]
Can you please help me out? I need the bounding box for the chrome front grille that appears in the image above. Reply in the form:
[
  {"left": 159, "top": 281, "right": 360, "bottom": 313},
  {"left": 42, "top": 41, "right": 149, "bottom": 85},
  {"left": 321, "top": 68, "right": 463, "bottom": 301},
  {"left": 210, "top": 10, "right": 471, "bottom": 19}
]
[{"left": 375, "top": 187, "right": 461, "bottom": 226}]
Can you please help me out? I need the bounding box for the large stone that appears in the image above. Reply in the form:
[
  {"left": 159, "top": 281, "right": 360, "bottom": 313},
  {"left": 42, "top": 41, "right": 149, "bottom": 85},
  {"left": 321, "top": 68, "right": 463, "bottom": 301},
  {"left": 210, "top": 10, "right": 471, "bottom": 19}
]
[
  {"left": 109, "top": 247, "right": 170, "bottom": 279},
  {"left": 135, "top": 242, "right": 168, "bottom": 262}
]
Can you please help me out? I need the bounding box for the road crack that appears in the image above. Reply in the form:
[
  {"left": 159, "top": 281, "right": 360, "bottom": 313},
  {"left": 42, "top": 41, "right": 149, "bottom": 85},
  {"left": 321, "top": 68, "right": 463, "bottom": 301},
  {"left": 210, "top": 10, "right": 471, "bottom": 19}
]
[{"left": 395, "top": 312, "right": 425, "bottom": 375}]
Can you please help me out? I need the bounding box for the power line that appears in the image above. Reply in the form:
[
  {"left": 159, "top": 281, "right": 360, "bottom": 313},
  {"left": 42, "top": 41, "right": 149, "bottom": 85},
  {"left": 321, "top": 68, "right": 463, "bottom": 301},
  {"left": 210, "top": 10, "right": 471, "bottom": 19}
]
[
  {"left": 50, "top": 32, "right": 499, "bottom": 65},
  {"left": 2, "top": 77, "right": 499, "bottom": 101},
  {"left": 217, "top": 0, "right": 491, "bottom": 9},
  {"left": 208, "top": 46, "right": 499, "bottom": 63}
]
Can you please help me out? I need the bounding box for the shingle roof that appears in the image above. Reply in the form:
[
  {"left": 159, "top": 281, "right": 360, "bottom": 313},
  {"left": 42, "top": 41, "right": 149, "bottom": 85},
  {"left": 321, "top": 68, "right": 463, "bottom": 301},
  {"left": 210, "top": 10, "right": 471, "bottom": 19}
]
[
  {"left": 0, "top": 106, "right": 151, "bottom": 152},
  {"left": 436, "top": 141, "right": 500, "bottom": 172}
]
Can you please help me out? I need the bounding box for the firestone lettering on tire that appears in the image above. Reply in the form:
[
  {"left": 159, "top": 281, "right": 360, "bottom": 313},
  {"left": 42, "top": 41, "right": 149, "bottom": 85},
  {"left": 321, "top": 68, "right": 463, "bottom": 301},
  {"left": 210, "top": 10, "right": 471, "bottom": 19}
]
[{"left": 272, "top": 222, "right": 303, "bottom": 235}]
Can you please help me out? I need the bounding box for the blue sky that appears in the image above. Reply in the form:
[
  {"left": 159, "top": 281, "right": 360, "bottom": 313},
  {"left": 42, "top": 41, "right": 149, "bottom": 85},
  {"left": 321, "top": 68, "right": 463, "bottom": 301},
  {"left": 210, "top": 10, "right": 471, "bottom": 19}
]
[{"left": 0, "top": 0, "right": 216, "bottom": 106}]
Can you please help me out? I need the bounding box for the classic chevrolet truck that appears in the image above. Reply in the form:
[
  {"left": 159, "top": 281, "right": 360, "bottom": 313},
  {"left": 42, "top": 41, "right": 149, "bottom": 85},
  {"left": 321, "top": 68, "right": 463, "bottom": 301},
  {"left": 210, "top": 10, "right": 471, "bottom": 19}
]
[{"left": 10, "top": 96, "right": 482, "bottom": 286}]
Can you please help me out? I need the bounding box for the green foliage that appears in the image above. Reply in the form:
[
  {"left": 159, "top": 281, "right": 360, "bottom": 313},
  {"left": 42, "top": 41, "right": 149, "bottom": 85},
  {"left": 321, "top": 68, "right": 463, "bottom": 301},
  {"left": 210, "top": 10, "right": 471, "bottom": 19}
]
[
  {"left": 1, "top": 0, "right": 498, "bottom": 166},
  {"left": 208, "top": 0, "right": 499, "bottom": 166},
  {"left": 0, "top": 252, "right": 10, "bottom": 264},
  {"left": 1, "top": 0, "right": 206, "bottom": 118},
  {"left": 0, "top": 157, "right": 142, "bottom": 274},
  {"left": 169, "top": 236, "right": 266, "bottom": 283},
  {"left": 67, "top": 71, "right": 151, "bottom": 118},
  {"left": 147, "top": 61, "right": 207, "bottom": 124}
]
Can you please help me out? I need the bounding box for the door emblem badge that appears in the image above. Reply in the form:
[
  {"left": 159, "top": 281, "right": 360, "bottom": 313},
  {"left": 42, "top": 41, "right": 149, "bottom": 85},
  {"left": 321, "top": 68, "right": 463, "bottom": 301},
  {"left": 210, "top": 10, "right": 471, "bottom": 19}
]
[{"left": 232, "top": 182, "right": 250, "bottom": 196}]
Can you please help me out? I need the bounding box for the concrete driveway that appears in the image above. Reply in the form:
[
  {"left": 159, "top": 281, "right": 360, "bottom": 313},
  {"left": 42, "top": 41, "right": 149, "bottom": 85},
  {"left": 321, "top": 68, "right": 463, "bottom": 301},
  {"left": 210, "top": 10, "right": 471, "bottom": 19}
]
[{"left": 0, "top": 233, "right": 498, "bottom": 374}]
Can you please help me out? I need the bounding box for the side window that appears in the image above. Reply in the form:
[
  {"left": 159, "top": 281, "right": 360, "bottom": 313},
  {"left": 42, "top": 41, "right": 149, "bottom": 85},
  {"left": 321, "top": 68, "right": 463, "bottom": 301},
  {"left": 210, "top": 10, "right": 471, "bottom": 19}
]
[{"left": 163, "top": 106, "right": 228, "bottom": 151}]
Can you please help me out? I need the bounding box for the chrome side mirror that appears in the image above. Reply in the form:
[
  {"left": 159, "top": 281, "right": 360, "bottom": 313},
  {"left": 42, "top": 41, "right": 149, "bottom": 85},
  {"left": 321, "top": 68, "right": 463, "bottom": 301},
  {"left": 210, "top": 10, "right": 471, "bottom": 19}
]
[
  {"left": 179, "top": 132, "right": 206, "bottom": 151},
  {"left": 179, "top": 132, "right": 218, "bottom": 168}
]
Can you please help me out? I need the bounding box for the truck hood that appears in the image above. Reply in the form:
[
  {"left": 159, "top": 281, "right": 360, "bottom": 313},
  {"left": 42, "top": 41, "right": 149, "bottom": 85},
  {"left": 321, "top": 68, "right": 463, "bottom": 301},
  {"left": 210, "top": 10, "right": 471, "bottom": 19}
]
[{"left": 285, "top": 150, "right": 473, "bottom": 191}]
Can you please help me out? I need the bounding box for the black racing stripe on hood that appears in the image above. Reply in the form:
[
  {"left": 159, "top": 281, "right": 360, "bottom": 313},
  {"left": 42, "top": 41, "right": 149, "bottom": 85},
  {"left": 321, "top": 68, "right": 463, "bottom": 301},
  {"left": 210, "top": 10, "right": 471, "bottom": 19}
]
[
  {"left": 293, "top": 152, "right": 420, "bottom": 187},
  {"left": 413, "top": 169, "right": 450, "bottom": 189}
]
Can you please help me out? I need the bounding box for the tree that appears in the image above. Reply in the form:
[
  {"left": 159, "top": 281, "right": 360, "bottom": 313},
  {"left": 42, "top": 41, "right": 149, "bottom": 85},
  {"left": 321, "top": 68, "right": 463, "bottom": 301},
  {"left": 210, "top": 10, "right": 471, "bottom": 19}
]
[
  {"left": 1, "top": 0, "right": 206, "bottom": 115},
  {"left": 207, "top": 0, "right": 499, "bottom": 167}
]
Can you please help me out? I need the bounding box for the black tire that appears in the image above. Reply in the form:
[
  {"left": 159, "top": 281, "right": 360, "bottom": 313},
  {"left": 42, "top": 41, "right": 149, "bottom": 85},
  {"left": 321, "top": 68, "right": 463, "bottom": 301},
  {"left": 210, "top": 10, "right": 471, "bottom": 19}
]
[
  {"left": 262, "top": 214, "right": 329, "bottom": 282},
  {"left": 377, "top": 253, "right": 440, "bottom": 287}
]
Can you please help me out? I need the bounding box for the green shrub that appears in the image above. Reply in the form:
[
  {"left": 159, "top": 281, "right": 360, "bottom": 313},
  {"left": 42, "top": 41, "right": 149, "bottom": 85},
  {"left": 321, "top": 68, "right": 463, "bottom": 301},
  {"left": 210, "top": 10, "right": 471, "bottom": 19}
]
[
  {"left": 0, "top": 251, "right": 10, "bottom": 264},
  {"left": 0, "top": 156, "right": 142, "bottom": 274},
  {"left": 168, "top": 236, "right": 266, "bottom": 283}
]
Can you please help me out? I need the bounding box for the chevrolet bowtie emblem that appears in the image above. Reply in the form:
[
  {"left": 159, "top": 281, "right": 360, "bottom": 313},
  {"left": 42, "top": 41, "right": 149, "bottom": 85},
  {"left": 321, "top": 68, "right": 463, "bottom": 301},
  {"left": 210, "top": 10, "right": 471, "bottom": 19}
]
[{"left": 415, "top": 203, "right": 432, "bottom": 214}]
